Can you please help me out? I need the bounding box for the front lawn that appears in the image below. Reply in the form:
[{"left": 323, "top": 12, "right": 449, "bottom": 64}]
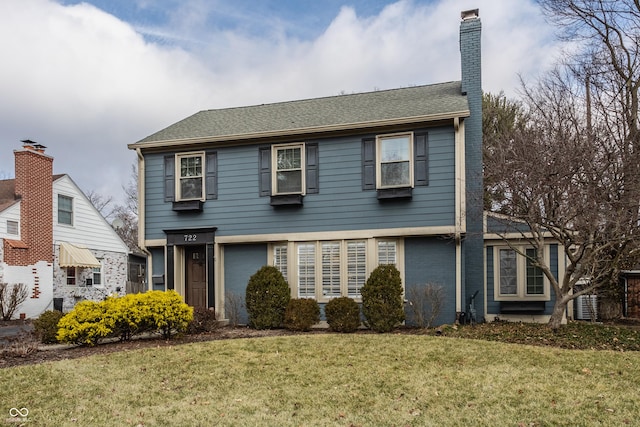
[{"left": 1, "top": 333, "right": 639, "bottom": 426}]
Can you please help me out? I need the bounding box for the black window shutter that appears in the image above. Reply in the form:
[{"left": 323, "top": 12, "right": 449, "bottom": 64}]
[
  {"left": 164, "top": 155, "right": 175, "bottom": 202},
  {"left": 205, "top": 151, "right": 218, "bottom": 200},
  {"left": 306, "top": 143, "right": 319, "bottom": 194},
  {"left": 362, "top": 138, "right": 376, "bottom": 190},
  {"left": 414, "top": 132, "right": 429, "bottom": 186},
  {"left": 259, "top": 147, "right": 271, "bottom": 196}
]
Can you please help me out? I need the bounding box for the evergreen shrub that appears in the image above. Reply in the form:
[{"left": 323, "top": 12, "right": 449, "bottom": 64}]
[
  {"left": 324, "top": 297, "right": 360, "bottom": 333},
  {"left": 284, "top": 298, "right": 320, "bottom": 331},
  {"left": 32, "top": 310, "right": 64, "bottom": 344},
  {"left": 245, "top": 266, "right": 291, "bottom": 329},
  {"left": 361, "top": 264, "right": 405, "bottom": 332}
]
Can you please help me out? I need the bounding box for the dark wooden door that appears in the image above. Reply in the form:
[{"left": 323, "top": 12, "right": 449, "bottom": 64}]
[{"left": 185, "top": 246, "right": 207, "bottom": 309}]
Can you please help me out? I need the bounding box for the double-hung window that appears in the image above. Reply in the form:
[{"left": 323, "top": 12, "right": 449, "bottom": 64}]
[
  {"left": 92, "top": 261, "right": 102, "bottom": 286},
  {"left": 271, "top": 239, "right": 402, "bottom": 301},
  {"left": 378, "top": 133, "right": 412, "bottom": 188},
  {"left": 495, "top": 246, "right": 549, "bottom": 300},
  {"left": 6, "top": 220, "right": 18, "bottom": 235},
  {"left": 177, "top": 152, "right": 205, "bottom": 200},
  {"left": 273, "top": 143, "right": 305, "bottom": 195},
  {"left": 65, "top": 267, "right": 77, "bottom": 285},
  {"left": 58, "top": 195, "right": 73, "bottom": 226}
]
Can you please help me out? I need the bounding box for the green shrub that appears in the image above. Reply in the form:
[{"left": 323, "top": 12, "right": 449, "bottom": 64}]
[
  {"left": 187, "top": 307, "right": 219, "bottom": 334},
  {"left": 361, "top": 264, "right": 405, "bottom": 332},
  {"left": 33, "top": 310, "right": 64, "bottom": 344},
  {"left": 325, "top": 297, "right": 361, "bottom": 332},
  {"left": 56, "top": 290, "right": 193, "bottom": 345},
  {"left": 284, "top": 298, "right": 320, "bottom": 331},
  {"left": 245, "top": 266, "right": 291, "bottom": 329}
]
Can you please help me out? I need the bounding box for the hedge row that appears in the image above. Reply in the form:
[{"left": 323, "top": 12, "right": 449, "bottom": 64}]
[
  {"left": 57, "top": 290, "right": 193, "bottom": 345},
  {"left": 246, "top": 264, "right": 405, "bottom": 333}
]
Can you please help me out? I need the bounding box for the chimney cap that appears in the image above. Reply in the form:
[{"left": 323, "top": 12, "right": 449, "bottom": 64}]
[
  {"left": 21, "top": 139, "right": 47, "bottom": 150},
  {"left": 461, "top": 9, "right": 479, "bottom": 20}
]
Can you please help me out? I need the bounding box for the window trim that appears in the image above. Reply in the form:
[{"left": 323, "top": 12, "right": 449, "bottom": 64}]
[
  {"left": 272, "top": 143, "right": 306, "bottom": 196},
  {"left": 6, "top": 220, "right": 18, "bottom": 236},
  {"left": 58, "top": 194, "right": 74, "bottom": 226},
  {"left": 493, "top": 245, "right": 550, "bottom": 301},
  {"left": 269, "top": 238, "right": 404, "bottom": 302},
  {"left": 176, "top": 151, "right": 206, "bottom": 202},
  {"left": 65, "top": 266, "right": 77, "bottom": 286},
  {"left": 376, "top": 132, "right": 414, "bottom": 189}
]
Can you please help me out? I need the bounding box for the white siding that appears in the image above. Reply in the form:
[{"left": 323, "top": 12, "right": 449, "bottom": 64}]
[
  {"left": 0, "top": 202, "right": 21, "bottom": 240},
  {"left": 53, "top": 175, "right": 128, "bottom": 253}
]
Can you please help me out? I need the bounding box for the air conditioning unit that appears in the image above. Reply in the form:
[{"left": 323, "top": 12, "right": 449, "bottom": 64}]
[{"left": 576, "top": 295, "right": 598, "bottom": 320}]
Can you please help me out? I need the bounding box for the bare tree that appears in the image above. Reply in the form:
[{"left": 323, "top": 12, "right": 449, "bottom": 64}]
[
  {"left": 484, "top": 1, "right": 640, "bottom": 329},
  {"left": 0, "top": 282, "right": 28, "bottom": 320},
  {"left": 86, "top": 163, "right": 139, "bottom": 252}
]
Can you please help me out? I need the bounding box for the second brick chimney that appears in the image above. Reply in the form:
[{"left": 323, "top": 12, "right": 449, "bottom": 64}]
[{"left": 5, "top": 141, "right": 54, "bottom": 265}]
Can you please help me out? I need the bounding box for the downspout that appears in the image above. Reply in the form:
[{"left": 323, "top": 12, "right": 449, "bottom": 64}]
[
  {"left": 135, "top": 148, "right": 152, "bottom": 290},
  {"left": 454, "top": 116, "right": 463, "bottom": 316}
]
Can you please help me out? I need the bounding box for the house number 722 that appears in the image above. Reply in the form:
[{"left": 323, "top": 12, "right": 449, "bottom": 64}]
[{"left": 184, "top": 234, "right": 198, "bottom": 242}]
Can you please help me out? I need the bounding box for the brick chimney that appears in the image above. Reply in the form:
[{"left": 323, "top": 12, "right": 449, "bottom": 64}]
[
  {"left": 459, "top": 9, "right": 484, "bottom": 320},
  {"left": 5, "top": 140, "right": 54, "bottom": 265}
]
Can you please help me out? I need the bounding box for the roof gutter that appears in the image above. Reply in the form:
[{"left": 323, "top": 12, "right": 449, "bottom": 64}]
[{"left": 128, "top": 110, "right": 471, "bottom": 150}]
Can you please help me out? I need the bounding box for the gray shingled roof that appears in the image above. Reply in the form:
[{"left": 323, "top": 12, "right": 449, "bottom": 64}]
[{"left": 132, "top": 81, "right": 468, "bottom": 146}]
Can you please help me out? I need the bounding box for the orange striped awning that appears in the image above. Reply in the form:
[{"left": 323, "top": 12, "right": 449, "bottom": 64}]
[{"left": 59, "top": 242, "right": 100, "bottom": 268}]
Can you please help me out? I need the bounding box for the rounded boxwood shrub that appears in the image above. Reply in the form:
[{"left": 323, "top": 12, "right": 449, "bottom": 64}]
[
  {"left": 284, "top": 298, "right": 320, "bottom": 331},
  {"left": 325, "top": 297, "right": 360, "bottom": 333},
  {"left": 33, "top": 310, "right": 64, "bottom": 344},
  {"left": 245, "top": 266, "right": 290, "bottom": 329},
  {"left": 361, "top": 264, "right": 405, "bottom": 332}
]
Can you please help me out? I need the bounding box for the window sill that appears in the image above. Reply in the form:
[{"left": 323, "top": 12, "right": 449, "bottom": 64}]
[
  {"left": 270, "top": 194, "right": 303, "bottom": 206},
  {"left": 377, "top": 187, "right": 412, "bottom": 200},
  {"left": 499, "top": 300, "right": 546, "bottom": 314},
  {"left": 172, "top": 200, "right": 204, "bottom": 212}
]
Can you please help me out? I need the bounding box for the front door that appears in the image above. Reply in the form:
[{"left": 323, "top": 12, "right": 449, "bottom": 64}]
[{"left": 185, "top": 246, "right": 207, "bottom": 309}]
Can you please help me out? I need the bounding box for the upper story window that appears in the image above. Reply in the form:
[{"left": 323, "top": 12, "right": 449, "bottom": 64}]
[
  {"left": 259, "top": 143, "right": 318, "bottom": 200},
  {"left": 377, "top": 133, "right": 413, "bottom": 188},
  {"left": 362, "top": 132, "right": 428, "bottom": 193},
  {"left": 164, "top": 151, "right": 218, "bottom": 206},
  {"left": 494, "top": 246, "right": 549, "bottom": 301},
  {"left": 58, "top": 195, "right": 73, "bottom": 225},
  {"left": 273, "top": 143, "right": 305, "bottom": 195},
  {"left": 177, "top": 152, "right": 204, "bottom": 201},
  {"left": 6, "top": 220, "right": 18, "bottom": 235}
]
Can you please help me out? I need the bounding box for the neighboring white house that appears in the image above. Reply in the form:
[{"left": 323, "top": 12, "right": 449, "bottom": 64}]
[
  {"left": 52, "top": 174, "right": 129, "bottom": 312},
  {"left": 0, "top": 142, "right": 129, "bottom": 318}
]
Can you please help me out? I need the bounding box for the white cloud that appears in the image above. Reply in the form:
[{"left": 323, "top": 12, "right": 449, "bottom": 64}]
[{"left": 0, "top": 0, "right": 562, "bottom": 206}]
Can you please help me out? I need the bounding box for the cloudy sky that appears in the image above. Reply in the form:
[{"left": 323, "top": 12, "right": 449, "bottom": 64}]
[{"left": 0, "top": 0, "right": 562, "bottom": 208}]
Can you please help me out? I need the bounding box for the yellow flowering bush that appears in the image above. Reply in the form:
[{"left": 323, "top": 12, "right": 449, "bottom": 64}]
[
  {"left": 56, "top": 300, "right": 112, "bottom": 346},
  {"left": 56, "top": 291, "right": 193, "bottom": 345}
]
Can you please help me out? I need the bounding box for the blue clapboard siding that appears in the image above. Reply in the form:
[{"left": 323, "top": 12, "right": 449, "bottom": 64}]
[
  {"left": 404, "top": 237, "right": 457, "bottom": 325},
  {"left": 143, "top": 126, "right": 456, "bottom": 240},
  {"left": 223, "top": 244, "right": 267, "bottom": 325}
]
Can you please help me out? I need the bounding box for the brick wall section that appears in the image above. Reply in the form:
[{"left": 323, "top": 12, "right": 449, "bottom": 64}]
[
  {"left": 460, "top": 13, "right": 484, "bottom": 316},
  {"left": 5, "top": 147, "right": 54, "bottom": 266}
]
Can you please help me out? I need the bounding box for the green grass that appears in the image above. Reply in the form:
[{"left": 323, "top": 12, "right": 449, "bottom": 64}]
[{"left": 2, "top": 334, "right": 640, "bottom": 426}]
